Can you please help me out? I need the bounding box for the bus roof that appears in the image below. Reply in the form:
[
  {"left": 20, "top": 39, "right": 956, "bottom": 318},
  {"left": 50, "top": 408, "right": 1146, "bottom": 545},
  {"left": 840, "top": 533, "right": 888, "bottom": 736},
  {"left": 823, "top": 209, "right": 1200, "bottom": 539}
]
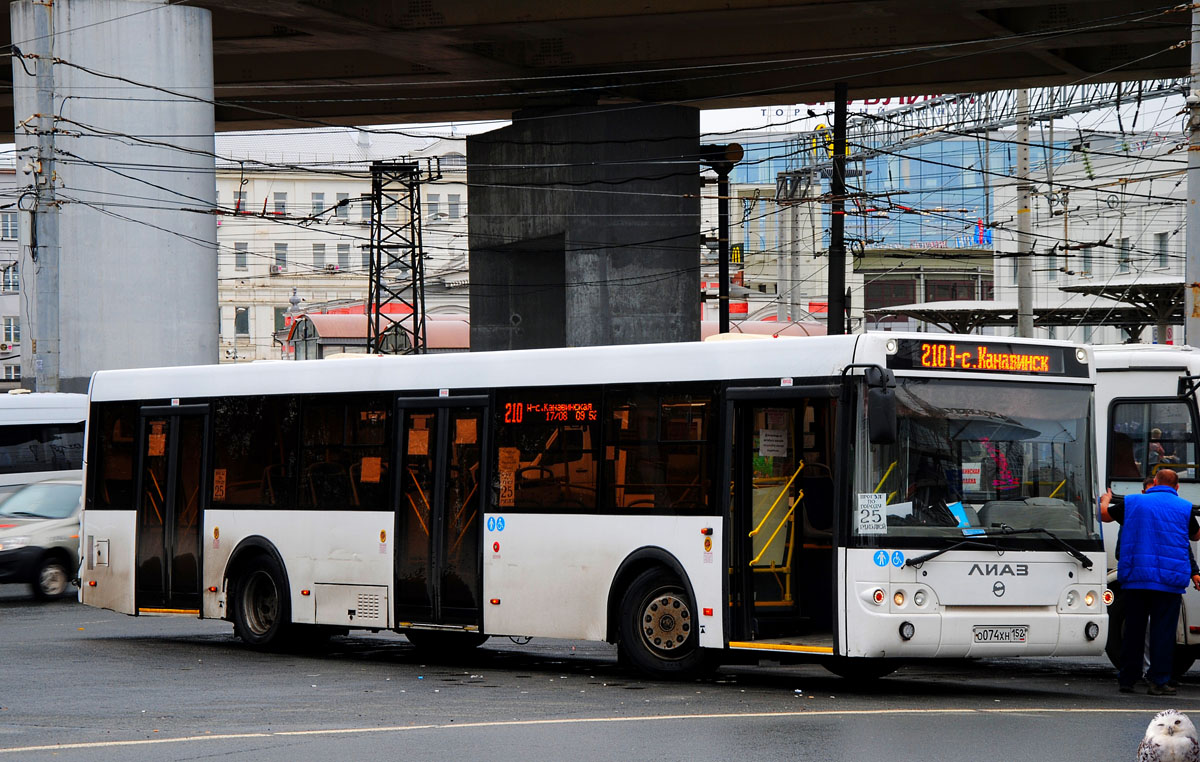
[
  {"left": 1093, "top": 344, "right": 1200, "bottom": 373},
  {"left": 87, "top": 332, "right": 1090, "bottom": 402},
  {"left": 0, "top": 392, "right": 88, "bottom": 424}
]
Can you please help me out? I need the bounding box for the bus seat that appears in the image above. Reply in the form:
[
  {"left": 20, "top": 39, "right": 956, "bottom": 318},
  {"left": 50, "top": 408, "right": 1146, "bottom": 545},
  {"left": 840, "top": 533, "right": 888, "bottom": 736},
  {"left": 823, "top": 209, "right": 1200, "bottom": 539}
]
[{"left": 305, "top": 461, "right": 355, "bottom": 506}]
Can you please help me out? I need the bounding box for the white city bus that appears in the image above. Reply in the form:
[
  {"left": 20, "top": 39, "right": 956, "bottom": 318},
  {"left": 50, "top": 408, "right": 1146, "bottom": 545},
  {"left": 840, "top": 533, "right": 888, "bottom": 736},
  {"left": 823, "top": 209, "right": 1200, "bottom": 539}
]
[
  {"left": 1094, "top": 344, "right": 1200, "bottom": 675},
  {"left": 0, "top": 391, "right": 87, "bottom": 499},
  {"left": 79, "top": 333, "right": 1106, "bottom": 678}
]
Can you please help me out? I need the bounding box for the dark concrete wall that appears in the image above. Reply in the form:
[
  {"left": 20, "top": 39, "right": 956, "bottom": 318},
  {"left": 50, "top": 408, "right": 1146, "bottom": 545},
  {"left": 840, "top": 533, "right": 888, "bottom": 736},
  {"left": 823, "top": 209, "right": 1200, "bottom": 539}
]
[{"left": 467, "top": 105, "right": 700, "bottom": 351}]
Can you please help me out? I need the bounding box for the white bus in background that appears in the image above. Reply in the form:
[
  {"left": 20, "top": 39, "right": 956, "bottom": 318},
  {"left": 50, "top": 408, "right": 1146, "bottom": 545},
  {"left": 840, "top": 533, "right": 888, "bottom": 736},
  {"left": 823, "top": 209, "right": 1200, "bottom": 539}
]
[
  {"left": 1094, "top": 344, "right": 1200, "bottom": 675},
  {"left": 79, "top": 334, "right": 1106, "bottom": 678},
  {"left": 0, "top": 391, "right": 87, "bottom": 499}
]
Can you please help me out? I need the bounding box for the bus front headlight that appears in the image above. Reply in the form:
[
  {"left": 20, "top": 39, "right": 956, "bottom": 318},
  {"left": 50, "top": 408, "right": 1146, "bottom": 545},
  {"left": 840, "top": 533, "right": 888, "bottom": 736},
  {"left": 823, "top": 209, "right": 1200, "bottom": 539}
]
[{"left": 0, "top": 536, "right": 29, "bottom": 551}]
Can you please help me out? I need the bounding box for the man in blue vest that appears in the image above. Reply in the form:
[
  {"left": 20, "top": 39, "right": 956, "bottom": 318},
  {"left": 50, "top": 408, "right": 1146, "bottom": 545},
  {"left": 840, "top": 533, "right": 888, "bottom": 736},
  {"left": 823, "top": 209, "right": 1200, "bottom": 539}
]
[{"left": 1102, "top": 468, "right": 1198, "bottom": 695}]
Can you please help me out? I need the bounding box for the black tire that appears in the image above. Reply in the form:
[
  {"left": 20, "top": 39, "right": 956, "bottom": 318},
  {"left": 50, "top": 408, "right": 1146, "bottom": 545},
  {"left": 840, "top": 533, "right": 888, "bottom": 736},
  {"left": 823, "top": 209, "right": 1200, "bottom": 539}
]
[
  {"left": 617, "top": 568, "right": 708, "bottom": 679},
  {"left": 823, "top": 657, "right": 899, "bottom": 680},
  {"left": 404, "top": 629, "right": 489, "bottom": 654},
  {"left": 231, "top": 554, "right": 292, "bottom": 649},
  {"left": 31, "top": 556, "right": 70, "bottom": 600}
]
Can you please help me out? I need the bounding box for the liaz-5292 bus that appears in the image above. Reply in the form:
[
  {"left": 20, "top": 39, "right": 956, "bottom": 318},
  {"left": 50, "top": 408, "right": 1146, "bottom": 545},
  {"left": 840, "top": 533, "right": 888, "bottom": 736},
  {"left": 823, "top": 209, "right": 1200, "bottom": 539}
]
[
  {"left": 79, "top": 333, "right": 1107, "bottom": 678},
  {"left": 1094, "top": 344, "right": 1200, "bottom": 676}
]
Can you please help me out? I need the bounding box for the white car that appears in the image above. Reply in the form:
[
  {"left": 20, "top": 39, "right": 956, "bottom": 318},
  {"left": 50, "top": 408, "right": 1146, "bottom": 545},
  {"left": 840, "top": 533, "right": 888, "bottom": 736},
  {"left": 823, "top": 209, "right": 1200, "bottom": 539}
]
[{"left": 0, "top": 479, "right": 83, "bottom": 599}]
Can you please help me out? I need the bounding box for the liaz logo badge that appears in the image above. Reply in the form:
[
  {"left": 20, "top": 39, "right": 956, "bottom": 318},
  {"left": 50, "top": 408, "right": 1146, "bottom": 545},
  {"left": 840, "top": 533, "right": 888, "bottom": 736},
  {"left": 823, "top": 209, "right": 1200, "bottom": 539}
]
[{"left": 968, "top": 563, "right": 1029, "bottom": 577}]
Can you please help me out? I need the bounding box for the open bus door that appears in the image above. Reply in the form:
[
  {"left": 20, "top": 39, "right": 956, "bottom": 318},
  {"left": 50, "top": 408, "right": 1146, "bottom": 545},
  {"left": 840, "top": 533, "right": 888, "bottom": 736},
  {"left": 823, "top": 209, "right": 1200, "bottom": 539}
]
[
  {"left": 134, "top": 405, "right": 208, "bottom": 615},
  {"left": 394, "top": 396, "right": 488, "bottom": 643},
  {"left": 726, "top": 387, "right": 838, "bottom": 655}
]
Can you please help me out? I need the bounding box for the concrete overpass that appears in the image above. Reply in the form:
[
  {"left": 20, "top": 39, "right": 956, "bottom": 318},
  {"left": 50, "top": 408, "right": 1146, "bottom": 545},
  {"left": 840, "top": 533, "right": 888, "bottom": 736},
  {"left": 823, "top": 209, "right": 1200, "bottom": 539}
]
[{"left": 4, "top": 1, "right": 1190, "bottom": 134}]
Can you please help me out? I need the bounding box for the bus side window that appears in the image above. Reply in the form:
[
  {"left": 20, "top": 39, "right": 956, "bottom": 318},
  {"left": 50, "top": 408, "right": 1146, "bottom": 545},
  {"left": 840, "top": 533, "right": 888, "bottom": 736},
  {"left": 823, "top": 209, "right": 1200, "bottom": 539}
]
[
  {"left": 1111, "top": 400, "right": 1197, "bottom": 480},
  {"left": 212, "top": 395, "right": 300, "bottom": 508},
  {"left": 493, "top": 388, "right": 600, "bottom": 511},
  {"left": 90, "top": 401, "right": 138, "bottom": 509},
  {"left": 299, "top": 394, "right": 390, "bottom": 510}
]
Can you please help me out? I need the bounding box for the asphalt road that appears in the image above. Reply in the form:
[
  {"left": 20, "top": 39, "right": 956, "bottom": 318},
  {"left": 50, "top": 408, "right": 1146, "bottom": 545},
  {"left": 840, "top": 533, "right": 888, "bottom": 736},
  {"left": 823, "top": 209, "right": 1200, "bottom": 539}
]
[{"left": 1, "top": 583, "right": 1196, "bottom": 761}]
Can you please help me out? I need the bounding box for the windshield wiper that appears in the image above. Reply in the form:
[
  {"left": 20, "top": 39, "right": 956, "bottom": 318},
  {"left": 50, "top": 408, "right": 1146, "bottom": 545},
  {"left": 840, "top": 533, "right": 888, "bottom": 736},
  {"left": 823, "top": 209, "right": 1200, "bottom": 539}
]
[
  {"left": 904, "top": 538, "right": 1007, "bottom": 567},
  {"left": 2, "top": 510, "right": 45, "bottom": 518},
  {"left": 903, "top": 526, "right": 1094, "bottom": 569},
  {"left": 986, "top": 525, "right": 1093, "bottom": 569}
]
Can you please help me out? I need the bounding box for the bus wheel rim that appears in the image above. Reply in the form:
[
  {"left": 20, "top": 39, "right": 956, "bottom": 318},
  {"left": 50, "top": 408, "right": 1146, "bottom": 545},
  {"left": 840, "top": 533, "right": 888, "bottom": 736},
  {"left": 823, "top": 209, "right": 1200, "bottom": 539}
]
[
  {"left": 243, "top": 571, "right": 279, "bottom": 636},
  {"left": 640, "top": 590, "right": 692, "bottom": 657}
]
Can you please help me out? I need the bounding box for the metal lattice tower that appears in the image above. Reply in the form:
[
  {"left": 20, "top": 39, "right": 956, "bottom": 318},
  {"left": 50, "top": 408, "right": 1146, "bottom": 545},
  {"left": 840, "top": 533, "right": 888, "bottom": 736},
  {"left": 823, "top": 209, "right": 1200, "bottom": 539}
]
[{"left": 367, "top": 160, "right": 440, "bottom": 354}]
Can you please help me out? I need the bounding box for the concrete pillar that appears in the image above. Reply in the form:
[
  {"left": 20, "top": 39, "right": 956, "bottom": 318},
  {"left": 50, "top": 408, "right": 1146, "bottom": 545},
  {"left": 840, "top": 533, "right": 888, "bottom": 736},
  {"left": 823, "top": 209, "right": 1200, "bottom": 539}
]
[
  {"left": 467, "top": 105, "right": 700, "bottom": 350},
  {"left": 11, "top": 0, "right": 217, "bottom": 391}
]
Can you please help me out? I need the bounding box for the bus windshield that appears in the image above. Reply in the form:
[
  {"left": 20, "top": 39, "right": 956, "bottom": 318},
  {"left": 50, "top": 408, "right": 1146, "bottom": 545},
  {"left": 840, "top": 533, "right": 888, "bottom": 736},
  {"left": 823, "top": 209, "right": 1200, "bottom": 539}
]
[{"left": 865, "top": 379, "right": 1096, "bottom": 541}]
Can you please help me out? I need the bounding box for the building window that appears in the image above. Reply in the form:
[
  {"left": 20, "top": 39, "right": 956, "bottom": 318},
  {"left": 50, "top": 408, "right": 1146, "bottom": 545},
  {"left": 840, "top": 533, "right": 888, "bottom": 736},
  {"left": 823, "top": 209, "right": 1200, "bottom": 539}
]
[
  {"left": 384, "top": 194, "right": 399, "bottom": 222},
  {"left": 273, "top": 192, "right": 287, "bottom": 216},
  {"left": 312, "top": 243, "right": 325, "bottom": 269},
  {"left": 1081, "top": 249, "right": 1092, "bottom": 276},
  {"left": 441, "top": 153, "right": 466, "bottom": 169},
  {"left": 360, "top": 197, "right": 371, "bottom": 222},
  {"left": 234, "top": 190, "right": 247, "bottom": 213},
  {"left": 1047, "top": 250, "right": 1057, "bottom": 282},
  {"left": 336, "top": 192, "right": 349, "bottom": 219},
  {"left": 447, "top": 194, "right": 461, "bottom": 219},
  {"left": 1156, "top": 232, "right": 1169, "bottom": 269},
  {"left": 274, "top": 243, "right": 288, "bottom": 271},
  {"left": 3, "top": 317, "right": 19, "bottom": 344},
  {"left": 362, "top": 246, "right": 372, "bottom": 270},
  {"left": 1, "top": 264, "right": 18, "bottom": 292},
  {"left": 311, "top": 192, "right": 325, "bottom": 217},
  {"left": 234, "top": 242, "right": 248, "bottom": 271},
  {"left": 1118, "top": 237, "right": 1130, "bottom": 274},
  {"left": 0, "top": 212, "right": 17, "bottom": 240},
  {"left": 274, "top": 306, "right": 288, "bottom": 332},
  {"left": 234, "top": 306, "right": 250, "bottom": 336},
  {"left": 3, "top": 364, "right": 18, "bottom": 381},
  {"left": 338, "top": 243, "right": 351, "bottom": 271},
  {"left": 427, "top": 194, "right": 440, "bottom": 219}
]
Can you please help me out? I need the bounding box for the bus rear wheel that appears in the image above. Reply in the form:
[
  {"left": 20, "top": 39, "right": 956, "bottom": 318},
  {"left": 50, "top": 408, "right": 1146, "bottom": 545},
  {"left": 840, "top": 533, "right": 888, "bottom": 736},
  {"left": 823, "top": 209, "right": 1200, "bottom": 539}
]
[
  {"left": 232, "top": 555, "right": 292, "bottom": 649},
  {"left": 618, "top": 568, "right": 707, "bottom": 679}
]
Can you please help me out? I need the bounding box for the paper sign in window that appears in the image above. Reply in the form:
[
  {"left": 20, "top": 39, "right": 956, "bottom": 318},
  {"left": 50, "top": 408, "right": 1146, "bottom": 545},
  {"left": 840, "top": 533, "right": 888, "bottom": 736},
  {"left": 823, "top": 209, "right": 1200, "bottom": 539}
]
[
  {"left": 456, "top": 417, "right": 477, "bottom": 445},
  {"left": 213, "top": 468, "right": 227, "bottom": 501},
  {"left": 408, "top": 429, "right": 429, "bottom": 456},
  {"left": 498, "top": 447, "right": 521, "bottom": 472},
  {"left": 360, "top": 456, "right": 382, "bottom": 484},
  {"left": 148, "top": 421, "right": 166, "bottom": 457},
  {"left": 758, "top": 429, "right": 788, "bottom": 458}
]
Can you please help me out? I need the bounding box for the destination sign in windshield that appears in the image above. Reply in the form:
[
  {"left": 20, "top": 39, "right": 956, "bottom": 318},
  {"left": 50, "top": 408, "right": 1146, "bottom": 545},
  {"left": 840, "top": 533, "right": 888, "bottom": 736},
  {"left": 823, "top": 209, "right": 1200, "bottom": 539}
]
[{"left": 887, "top": 339, "right": 1087, "bottom": 377}]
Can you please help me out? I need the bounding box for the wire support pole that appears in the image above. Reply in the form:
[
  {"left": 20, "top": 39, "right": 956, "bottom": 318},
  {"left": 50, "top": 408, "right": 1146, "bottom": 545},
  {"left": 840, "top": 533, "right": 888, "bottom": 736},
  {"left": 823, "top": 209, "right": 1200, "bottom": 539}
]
[
  {"left": 1016, "top": 88, "right": 1034, "bottom": 338},
  {"left": 827, "top": 82, "right": 848, "bottom": 336},
  {"left": 1187, "top": 4, "right": 1200, "bottom": 348},
  {"left": 31, "top": 1, "right": 59, "bottom": 391},
  {"left": 368, "top": 161, "right": 437, "bottom": 355}
]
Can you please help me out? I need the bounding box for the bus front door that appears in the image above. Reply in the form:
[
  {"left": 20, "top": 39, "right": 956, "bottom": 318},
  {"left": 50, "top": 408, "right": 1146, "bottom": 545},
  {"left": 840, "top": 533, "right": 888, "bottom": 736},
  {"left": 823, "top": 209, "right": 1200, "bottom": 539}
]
[
  {"left": 730, "top": 398, "right": 835, "bottom": 649},
  {"left": 135, "top": 406, "right": 208, "bottom": 614},
  {"left": 395, "top": 398, "right": 487, "bottom": 631}
]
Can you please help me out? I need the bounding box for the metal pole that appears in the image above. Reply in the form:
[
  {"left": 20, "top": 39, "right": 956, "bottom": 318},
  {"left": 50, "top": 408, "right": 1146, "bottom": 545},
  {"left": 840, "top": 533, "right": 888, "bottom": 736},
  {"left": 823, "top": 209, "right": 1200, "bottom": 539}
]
[
  {"left": 31, "top": 2, "right": 58, "bottom": 391},
  {"left": 827, "top": 82, "right": 848, "bottom": 336},
  {"left": 1016, "top": 88, "right": 1034, "bottom": 338},
  {"left": 1187, "top": 4, "right": 1200, "bottom": 347},
  {"left": 718, "top": 167, "right": 730, "bottom": 333}
]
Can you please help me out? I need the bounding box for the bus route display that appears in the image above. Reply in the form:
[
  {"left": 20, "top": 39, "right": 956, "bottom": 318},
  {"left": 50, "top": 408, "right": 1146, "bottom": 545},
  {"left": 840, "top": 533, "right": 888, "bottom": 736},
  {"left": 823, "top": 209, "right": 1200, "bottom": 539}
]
[
  {"left": 887, "top": 339, "right": 1086, "bottom": 377},
  {"left": 502, "top": 401, "right": 598, "bottom": 424}
]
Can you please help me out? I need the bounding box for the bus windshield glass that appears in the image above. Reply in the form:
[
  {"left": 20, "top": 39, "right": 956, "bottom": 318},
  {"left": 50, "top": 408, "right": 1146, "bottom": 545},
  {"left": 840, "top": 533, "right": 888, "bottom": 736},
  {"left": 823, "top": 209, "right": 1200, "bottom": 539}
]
[{"left": 864, "top": 379, "right": 1096, "bottom": 541}]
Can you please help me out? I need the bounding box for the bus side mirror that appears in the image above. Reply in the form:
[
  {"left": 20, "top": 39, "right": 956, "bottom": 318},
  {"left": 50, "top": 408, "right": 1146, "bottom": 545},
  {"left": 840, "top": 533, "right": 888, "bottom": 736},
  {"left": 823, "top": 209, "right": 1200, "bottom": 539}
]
[
  {"left": 864, "top": 366, "right": 897, "bottom": 445},
  {"left": 868, "top": 386, "right": 897, "bottom": 445}
]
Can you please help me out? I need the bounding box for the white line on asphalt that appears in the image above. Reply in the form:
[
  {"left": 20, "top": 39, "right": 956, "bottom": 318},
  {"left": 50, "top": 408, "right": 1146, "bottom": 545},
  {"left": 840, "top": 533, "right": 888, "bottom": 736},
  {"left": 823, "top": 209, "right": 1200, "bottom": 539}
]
[{"left": 0, "top": 708, "right": 1188, "bottom": 754}]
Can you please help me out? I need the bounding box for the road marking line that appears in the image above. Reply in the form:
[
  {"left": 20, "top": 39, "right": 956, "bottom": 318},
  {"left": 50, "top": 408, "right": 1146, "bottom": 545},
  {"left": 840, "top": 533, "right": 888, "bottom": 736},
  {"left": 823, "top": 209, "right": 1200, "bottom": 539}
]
[{"left": 0, "top": 708, "right": 1189, "bottom": 754}]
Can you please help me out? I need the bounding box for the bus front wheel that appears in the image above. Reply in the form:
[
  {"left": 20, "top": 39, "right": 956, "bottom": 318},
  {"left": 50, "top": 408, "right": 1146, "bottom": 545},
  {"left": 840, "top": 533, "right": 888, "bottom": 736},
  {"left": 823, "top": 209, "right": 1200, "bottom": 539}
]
[
  {"left": 617, "top": 568, "right": 707, "bottom": 679},
  {"left": 232, "top": 555, "right": 292, "bottom": 649}
]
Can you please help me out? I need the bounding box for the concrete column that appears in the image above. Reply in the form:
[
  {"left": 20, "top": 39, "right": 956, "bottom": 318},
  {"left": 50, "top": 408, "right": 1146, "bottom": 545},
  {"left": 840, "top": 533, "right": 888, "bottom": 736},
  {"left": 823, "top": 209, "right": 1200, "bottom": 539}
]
[{"left": 11, "top": 0, "right": 217, "bottom": 391}]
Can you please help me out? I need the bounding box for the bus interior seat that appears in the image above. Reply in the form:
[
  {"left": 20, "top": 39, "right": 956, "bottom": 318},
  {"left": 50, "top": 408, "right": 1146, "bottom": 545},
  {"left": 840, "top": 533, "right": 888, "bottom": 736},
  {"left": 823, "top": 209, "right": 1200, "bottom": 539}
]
[{"left": 305, "top": 461, "right": 355, "bottom": 506}]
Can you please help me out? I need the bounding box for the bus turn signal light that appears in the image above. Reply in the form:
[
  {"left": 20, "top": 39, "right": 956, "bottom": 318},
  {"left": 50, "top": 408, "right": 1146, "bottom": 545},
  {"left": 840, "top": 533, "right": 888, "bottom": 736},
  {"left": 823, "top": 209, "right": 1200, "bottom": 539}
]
[
  {"left": 301, "top": 589, "right": 310, "bottom": 596},
  {"left": 208, "top": 586, "right": 218, "bottom": 593},
  {"left": 490, "top": 598, "right": 501, "bottom": 605},
  {"left": 88, "top": 580, "right": 96, "bottom": 587}
]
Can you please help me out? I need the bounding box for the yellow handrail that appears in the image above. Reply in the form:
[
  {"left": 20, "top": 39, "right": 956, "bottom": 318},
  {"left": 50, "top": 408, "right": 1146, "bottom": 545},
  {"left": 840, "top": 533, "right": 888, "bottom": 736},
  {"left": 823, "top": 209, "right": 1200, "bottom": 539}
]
[
  {"left": 1048, "top": 479, "right": 1066, "bottom": 499},
  {"left": 749, "top": 461, "right": 805, "bottom": 538},
  {"left": 750, "top": 507, "right": 795, "bottom": 566},
  {"left": 874, "top": 461, "right": 897, "bottom": 493}
]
